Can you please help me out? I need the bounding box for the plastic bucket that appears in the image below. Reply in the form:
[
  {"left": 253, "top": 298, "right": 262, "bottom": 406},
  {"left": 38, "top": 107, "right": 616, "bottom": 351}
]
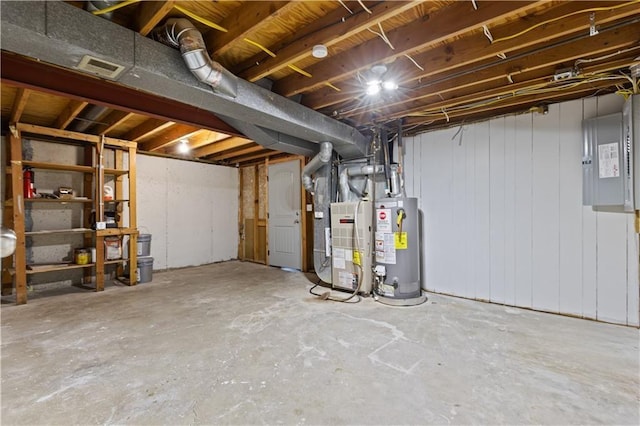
[
  {"left": 136, "top": 256, "right": 154, "bottom": 283},
  {"left": 137, "top": 234, "right": 152, "bottom": 256}
]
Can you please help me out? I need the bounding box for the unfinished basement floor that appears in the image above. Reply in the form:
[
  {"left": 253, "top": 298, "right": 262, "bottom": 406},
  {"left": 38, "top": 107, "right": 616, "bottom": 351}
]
[{"left": 1, "top": 261, "right": 638, "bottom": 425}]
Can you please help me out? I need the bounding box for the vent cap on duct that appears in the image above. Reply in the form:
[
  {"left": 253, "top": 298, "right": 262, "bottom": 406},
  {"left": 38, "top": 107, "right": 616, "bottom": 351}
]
[{"left": 76, "top": 55, "right": 125, "bottom": 80}]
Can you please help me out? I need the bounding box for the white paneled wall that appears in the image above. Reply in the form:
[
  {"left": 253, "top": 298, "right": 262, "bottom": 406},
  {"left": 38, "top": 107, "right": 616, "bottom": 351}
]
[
  {"left": 404, "top": 94, "right": 639, "bottom": 326},
  {"left": 137, "top": 155, "right": 238, "bottom": 270}
]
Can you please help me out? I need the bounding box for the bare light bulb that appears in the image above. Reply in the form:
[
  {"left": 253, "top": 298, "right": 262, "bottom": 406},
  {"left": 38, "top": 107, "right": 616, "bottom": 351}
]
[
  {"left": 382, "top": 80, "right": 398, "bottom": 91},
  {"left": 366, "top": 80, "right": 381, "bottom": 96},
  {"left": 178, "top": 139, "right": 190, "bottom": 154}
]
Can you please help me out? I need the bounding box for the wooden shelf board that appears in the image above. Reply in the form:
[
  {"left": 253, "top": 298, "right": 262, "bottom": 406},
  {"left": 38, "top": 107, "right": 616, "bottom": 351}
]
[
  {"left": 25, "top": 198, "right": 93, "bottom": 203},
  {"left": 104, "top": 168, "right": 129, "bottom": 176},
  {"left": 96, "top": 228, "right": 138, "bottom": 237},
  {"left": 25, "top": 228, "right": 94, "bottom": 236},
  {"left": 26, "top": 263, "right": 95, "bottom": 274},
  {"left": 22, "top": 161, "right": 93, "bottom": 173},
  {"left": 104, "top": 199, "right": 129, "bottom": 203}
]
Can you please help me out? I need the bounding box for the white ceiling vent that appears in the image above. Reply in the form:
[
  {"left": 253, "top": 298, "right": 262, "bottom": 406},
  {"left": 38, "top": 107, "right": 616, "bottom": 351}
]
[{"left": 76, "top": 55, "right": 125, "bottom": 80}]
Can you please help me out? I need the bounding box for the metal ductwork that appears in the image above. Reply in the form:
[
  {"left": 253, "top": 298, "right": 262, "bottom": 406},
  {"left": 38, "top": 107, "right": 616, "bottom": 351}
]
[
  {"left": 71, "top": 105, "right": 109, "bottom": 133},
  {"left": 85, "top": 1, "right": 120, "bottom": 20},
  {"left": 302, "top": 142, "right": 334, "bottom": 283},
  {"left": 152, "top": 18, "right": 238, "bottom": 99},
  {"left": 0, "top": 1, "right": 369, "bottom": 159}
]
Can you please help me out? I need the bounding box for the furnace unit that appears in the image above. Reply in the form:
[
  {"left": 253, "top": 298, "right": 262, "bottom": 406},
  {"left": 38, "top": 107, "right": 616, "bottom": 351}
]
[{"left": 330, "top": 201, "right": 373, "bottom": 294}]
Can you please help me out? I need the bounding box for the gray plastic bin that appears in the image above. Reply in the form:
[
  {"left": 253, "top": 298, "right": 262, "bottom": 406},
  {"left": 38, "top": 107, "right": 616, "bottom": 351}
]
[
  {"left": 137, "top": 234, "right": 152, "bottom": 256},
  {"left": 136, "top": 256, "right": 154, "bottom": 283}
]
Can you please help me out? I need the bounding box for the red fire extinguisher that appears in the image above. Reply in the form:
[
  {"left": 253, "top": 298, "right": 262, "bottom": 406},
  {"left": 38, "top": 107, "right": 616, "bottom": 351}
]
[{"left": 23, "top": 167, "right": 35, "bottom": 199}]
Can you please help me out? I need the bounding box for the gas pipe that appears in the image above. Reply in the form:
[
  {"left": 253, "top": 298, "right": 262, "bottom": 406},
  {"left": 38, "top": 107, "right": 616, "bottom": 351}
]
[{"left": 23, "top": 167, "right": 35, "bottom": 198}]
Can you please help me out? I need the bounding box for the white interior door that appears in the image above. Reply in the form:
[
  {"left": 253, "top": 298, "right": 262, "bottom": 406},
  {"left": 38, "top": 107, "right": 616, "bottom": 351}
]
[{"left": 268, "top": 160, "right": 302, "bottom": 270}]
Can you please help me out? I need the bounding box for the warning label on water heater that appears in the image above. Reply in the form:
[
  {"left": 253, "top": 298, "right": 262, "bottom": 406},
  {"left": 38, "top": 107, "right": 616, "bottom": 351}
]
[
  {"left": 375, "top": 231, "right": 396, "bottom": 264},
  {"left": 376, "top": 209, "right": 392, "bottom": 232},
  {"left": 598, "top": 142, "right": 620, "bottom": 178}
]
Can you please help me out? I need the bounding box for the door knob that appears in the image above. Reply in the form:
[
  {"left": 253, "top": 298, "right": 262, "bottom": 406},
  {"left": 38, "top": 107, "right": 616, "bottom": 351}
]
[{"left": 294, "top": 219, "right": 300, "bottom": 224}]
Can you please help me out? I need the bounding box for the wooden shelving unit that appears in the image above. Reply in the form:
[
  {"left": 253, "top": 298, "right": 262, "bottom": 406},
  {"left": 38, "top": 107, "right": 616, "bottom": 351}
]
[{"left": 1, "top": 123, "right": 139, "bottom": 304}]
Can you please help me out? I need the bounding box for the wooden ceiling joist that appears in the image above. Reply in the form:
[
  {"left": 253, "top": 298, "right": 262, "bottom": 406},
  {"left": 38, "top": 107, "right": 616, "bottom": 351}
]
[
  {"left": 205, "top": 1, "right": 292, "bottom": 58},
  {"left": 207, "top": 145, "right": 265, "bottom": 161},
  {"left": 272, "top": 0, "right": 542, "bottom": 97},
  {"left": 340, "top": 20, "right": 640, "bottom": 124},
  {"left": 10, "top": 88, "right": 31, "bottom": 123},
  {"left": 224, "top": 149, "right": 276, "bottom": 164},
  {"left": 188, "top": 130, "right": 229, "bottom": 149},
  {"left": 404, "top": 83, "right": 619, "bottom": 129},
  {"left": 193, "top": 136, "right": 253, "bottom": 158},
  {"left": 304, "top": 0, "right": 640, "bottom": 110},
  {"left": 93, "top": 110, "right": 135, "bottom": 135},
  {"left": 125, "top": 118, "right": 175, "bottom": 142},
  {"left": 54, "top": 100, "right": 89, "bottom": 130},
  {"left": 238, "top": 0, "right": 422, "bottom": 82},
  {"left": 136, "top": 0, "right": 175, "bottom": 36},
  {"left": 140, "top": 123, "right": 201, "bottom": 152}
]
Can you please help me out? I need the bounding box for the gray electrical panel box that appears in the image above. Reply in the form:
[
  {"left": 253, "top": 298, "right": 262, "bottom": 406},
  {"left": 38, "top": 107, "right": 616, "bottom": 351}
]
[
  {"left": 625, "top": 94, "right": 640, "bottom": 210},
  {"left": 582, "top": 111, "right": 633, "bottom": 210}
]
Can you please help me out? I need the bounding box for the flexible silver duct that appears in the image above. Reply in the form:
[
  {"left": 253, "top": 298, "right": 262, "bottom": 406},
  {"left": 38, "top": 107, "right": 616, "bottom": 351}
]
[
  {"left": 85, "top": 0, "right": 120, "bottom": 20},
  {"left": 153, "top": 18, "right": 238, "bottom": 99}
]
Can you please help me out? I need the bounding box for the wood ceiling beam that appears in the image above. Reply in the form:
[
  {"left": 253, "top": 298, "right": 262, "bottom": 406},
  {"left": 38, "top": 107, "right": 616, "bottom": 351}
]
[
  {"left": 136, "top": 0, "right": 175, "bottom": 36},
  {"left": 140, "top": 124, "right": 201, "bottom": 152},
  {"left": 193, "top": 136, "right": 253, "bottom": 158},
  {"left": 205, "top": 1, "right": 292, "bottom": 58},
  {"left": 92, "top": 110, "right": 135, "bottom": 135},
  {"left": 207, "top": 145, "right": 264, "bottom": 161},
  {"left": 186, "top": 130, "right": 228, "bottom": 149},
  {"left": 124, "top": 118, "right": 174, "bottom": 142},
  {"left": 272, "top": 0, "right": 542, "bottom": 97},
  {"left": 239, "top": 1, "right": 421, "bottom": 82},
  {"left": 305, "top": 0, "right": 640, "bottom": 110},
  {"left": 380, "top": 57, "right": 638, "bottom": 126},
  {"left": 223, "top": 149, "right": 276, "bottom": 164},
  {"left": 345, "top": 21, "right": 640, "bottom": 123},
  {"left": 54, "top": 100, "right": 88, "bottom": 130},
  {"left": 10, "top": 88, "right": 30, "bottom": 123},
  {"left": 239, "top": 153, "right": 291, "bottom": 168},
  {"left": 232, "top": 1, "right": 371, "bottom": 76},
  {"left": 404, "top": 83, "right": 616, "bottom": 129}
]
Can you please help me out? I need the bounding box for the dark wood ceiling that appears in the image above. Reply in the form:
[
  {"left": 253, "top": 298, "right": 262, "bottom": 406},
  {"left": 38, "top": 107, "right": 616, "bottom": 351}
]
[{"left": 2, "top": 1, "right": 639, "bottom": 166}]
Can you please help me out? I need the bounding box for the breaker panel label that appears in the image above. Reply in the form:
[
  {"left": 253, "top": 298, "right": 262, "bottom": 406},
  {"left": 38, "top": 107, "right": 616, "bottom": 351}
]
[{"left": 598, "top": 142, "right": 619, "bottom": 178}]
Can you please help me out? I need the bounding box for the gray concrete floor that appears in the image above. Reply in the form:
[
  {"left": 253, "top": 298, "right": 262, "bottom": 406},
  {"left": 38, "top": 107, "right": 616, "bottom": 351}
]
[{"left": 1, "top": 261, "right": 638, "bottom": 425}]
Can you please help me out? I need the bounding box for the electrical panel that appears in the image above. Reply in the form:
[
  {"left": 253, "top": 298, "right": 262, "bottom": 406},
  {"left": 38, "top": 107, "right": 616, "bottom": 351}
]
[
  {"left": 582, "top": 112, "right": 633, "bottom": 209},
  {"left": 330, "top": 201, "right": 372, "bottom": 294},
  {"left": 625, "top": 94, "right": 640, "bottom": 210}
]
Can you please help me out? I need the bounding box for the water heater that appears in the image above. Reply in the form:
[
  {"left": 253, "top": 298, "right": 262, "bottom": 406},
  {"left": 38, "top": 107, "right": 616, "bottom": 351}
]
[{"left": 373, "top": 197, "right": 426, "bottom": 305}]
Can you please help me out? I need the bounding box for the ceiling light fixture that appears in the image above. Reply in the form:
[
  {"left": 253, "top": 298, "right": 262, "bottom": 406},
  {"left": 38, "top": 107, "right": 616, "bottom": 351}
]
[
  {"left": 365, "top": 64, "right": 398, "bottom": 96},
  {"left": 178, "top": 139, "right": 190, "bottom": 154},
  {"left": 312, "top": 44, "right": 328, "bottom": 58}
]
